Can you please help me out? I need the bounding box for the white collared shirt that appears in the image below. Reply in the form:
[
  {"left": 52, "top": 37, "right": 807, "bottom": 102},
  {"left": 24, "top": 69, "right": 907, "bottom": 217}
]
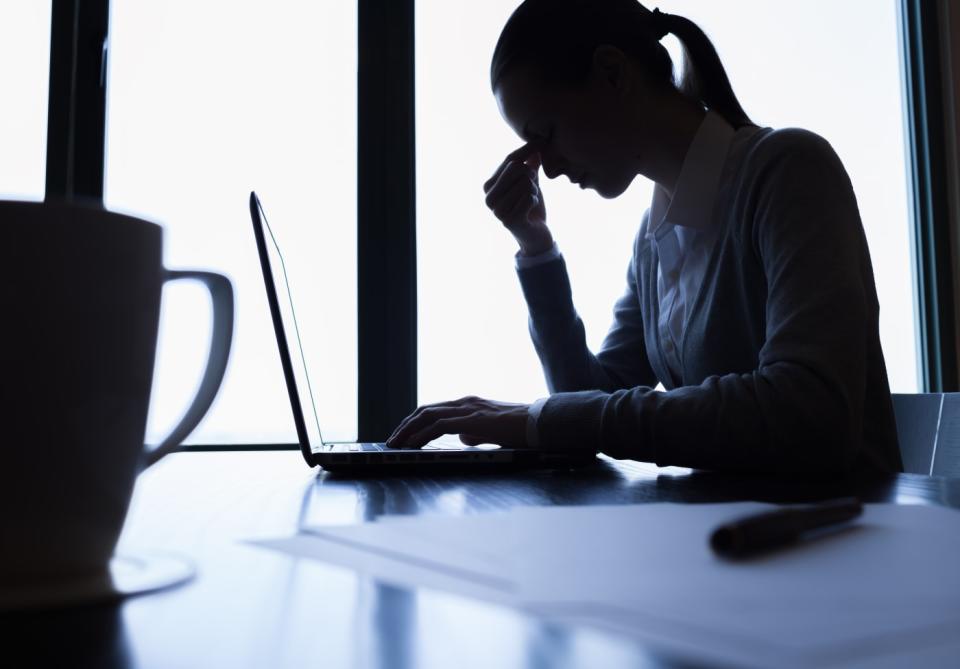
[{"left": 646, "top": 110, "right": 735, "bottom": 381}]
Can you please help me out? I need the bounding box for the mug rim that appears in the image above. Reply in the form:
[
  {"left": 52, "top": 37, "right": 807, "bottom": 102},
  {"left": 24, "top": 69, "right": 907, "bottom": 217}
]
[{"left": 0, "top": 198, "right": 162, "bottom": 232}]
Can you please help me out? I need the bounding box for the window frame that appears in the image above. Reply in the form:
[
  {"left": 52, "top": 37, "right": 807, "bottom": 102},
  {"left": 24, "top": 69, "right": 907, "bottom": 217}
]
[
  {"left": 900, "top": 0, "right": 959, "bottom": 392},
  {"left": 44, "top": 0, "right": 956, "bottom": 449},
  {"left": 45, "top": 0, "right": 108, "bottom": 202}
]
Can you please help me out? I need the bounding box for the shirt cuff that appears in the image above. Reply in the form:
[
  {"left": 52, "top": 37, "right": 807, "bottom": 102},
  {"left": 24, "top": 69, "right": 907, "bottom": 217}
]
[
  {"left": 515, "top": 243, "right": 561, "bottom": 270},
  {"left": 526, "top": 397, "right": 548, "bottom": 448}
]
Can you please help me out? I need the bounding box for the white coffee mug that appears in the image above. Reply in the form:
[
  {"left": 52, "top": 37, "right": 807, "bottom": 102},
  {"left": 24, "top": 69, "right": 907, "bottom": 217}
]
[{"left": 0, "top": 200, "right": 234, "bottom": 582}]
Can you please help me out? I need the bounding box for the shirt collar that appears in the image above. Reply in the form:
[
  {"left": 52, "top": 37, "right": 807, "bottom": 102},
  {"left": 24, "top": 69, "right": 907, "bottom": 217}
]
[{"left": 648, "top": 110, "right": 736, "bottom": 234}]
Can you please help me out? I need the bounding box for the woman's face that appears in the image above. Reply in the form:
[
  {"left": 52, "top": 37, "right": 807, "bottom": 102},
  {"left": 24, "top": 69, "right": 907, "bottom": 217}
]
[{"left": 494, "top": 59, "right": 649, "bottom": 199}]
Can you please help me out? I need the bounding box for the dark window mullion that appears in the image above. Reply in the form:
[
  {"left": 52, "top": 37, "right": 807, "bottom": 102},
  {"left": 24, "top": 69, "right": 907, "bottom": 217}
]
[
  {"left": 901, "top": 0, "right": 958, "bottom": 392},
  {"left": 45, "top": 0, "right": 109, "bottom": 203},
  {"left": 357, "top": 0, "right": 417, "bottom": 441}
]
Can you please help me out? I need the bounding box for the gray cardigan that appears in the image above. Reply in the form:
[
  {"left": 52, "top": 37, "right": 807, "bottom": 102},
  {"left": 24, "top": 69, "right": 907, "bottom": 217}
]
[{"left": 518, "top": 127, "right": 903, "bottom": 475}]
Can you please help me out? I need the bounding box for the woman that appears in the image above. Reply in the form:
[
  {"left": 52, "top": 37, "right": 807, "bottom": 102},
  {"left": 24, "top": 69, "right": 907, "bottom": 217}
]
[{"left": 387, "top": 0, "right": 903, "bottom": 474}]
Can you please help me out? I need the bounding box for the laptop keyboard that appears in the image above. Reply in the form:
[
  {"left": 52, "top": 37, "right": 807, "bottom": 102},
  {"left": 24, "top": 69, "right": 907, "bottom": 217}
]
[
  {"left": 334, "top": 442, "right": 452, "bottom": 452},
  {"left": 352, "top": 443, "right": 384, "bottom": 452}
]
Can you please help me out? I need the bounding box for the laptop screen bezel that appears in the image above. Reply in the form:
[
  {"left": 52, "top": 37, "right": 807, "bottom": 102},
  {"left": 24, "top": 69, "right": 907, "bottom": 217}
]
[{"left": 249, "top": 191, "right": 319, "bottom": 464}]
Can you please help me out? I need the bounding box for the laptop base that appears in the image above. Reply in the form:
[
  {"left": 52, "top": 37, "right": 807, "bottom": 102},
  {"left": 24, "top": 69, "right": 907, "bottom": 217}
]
[{"left": 311, "top": 444, "right": 595, "bottom": 473}]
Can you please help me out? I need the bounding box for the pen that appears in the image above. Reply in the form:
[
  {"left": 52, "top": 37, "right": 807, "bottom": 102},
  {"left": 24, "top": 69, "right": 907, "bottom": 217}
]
[{"left": 709, "top": 497, "right": 863, "bottom": 559}]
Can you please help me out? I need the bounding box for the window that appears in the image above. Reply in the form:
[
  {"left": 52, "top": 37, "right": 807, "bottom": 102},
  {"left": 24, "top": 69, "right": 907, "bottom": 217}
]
[
  {"left": 0, "top": 1, "right": 50, "bottom": 201},
  {"left": 33, "top": 1, "right": 950, "bottom": 446},
  {"left": 106, "top": 0, "right": 358, "bottom": 443},
  {"left": 416, "top": 0, "right": 919, "bottom": 407}
]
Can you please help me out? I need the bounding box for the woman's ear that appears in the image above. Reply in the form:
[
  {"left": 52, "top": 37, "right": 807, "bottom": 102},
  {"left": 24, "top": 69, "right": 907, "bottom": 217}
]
[{"left": 592, "top": 45, "right": 632, "bottom": 95}]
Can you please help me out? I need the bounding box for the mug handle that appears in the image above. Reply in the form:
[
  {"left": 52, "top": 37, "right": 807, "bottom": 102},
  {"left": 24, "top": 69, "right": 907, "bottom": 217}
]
[{"left": 143, "top": 270, "right": 235, "bottom": 467}]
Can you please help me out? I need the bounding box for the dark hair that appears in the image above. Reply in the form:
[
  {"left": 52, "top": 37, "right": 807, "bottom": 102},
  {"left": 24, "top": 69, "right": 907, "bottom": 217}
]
[{"left": 490, "top": 0, "right": 753, "bottom": 129}]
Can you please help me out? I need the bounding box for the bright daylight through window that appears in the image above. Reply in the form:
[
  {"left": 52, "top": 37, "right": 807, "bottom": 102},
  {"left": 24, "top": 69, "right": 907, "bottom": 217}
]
[
  {"left": 106, "top": 1, "right": 358, "bottom": 443},
  {"left": 416, "top": 0, "right": 919, "bottom": 409},
  {"left": 1, "top": 1, "right": 50, "bottom": 202}
]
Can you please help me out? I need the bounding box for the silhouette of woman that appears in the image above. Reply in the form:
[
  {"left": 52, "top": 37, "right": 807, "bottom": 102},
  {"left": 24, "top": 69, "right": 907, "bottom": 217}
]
[{"left": 388, "top": 0, "right": 903, "bottom": 474}]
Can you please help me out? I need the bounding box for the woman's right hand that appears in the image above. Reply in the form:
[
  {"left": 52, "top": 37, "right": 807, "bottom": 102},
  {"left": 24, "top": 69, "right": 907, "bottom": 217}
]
[{"left": 483, "top": 144, "right": 554, "bottom": 256}]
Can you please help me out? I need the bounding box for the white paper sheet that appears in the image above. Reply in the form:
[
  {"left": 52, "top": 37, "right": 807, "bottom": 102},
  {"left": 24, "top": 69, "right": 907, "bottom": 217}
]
[
  {"left": 252, "top": 503, "right": 960, "bottom": 668},
  {"left": 252, "top": 533, "right": 515, "bottom": 605},
  {"left": 512, "top": 503, "right": 960, "bottom": 666}
]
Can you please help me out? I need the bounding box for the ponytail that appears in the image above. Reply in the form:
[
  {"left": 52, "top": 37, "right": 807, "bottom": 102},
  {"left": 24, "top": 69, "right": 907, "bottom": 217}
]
[
  {"left": 491, "top": 0, "right": 754, "bottom": 129},
  {"left": 658, "top": 11, "right": 753, "bottom": 128}
]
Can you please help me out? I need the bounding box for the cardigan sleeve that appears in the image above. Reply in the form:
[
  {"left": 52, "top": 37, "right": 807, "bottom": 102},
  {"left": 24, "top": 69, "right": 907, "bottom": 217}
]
[
  {"left": 535, "top": 130, "right": 872, "bottom": 473},
  {"left": 516, "top": 230, "right": 658, "bottom": 395}
]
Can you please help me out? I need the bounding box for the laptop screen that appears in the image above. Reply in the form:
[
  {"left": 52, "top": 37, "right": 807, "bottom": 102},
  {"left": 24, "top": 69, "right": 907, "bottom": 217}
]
[{"left": 250, "top": 192, "right": 326, "bottom": 454}]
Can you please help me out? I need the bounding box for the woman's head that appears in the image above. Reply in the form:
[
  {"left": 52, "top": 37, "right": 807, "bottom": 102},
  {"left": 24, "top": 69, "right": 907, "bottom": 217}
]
[{"left": 491, "top": 0, "right": 753, "bottom": 197}]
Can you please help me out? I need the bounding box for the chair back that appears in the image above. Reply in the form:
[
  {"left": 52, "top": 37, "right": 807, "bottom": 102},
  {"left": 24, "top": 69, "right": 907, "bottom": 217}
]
[{"left": 891, "top": 393, "right": 960, "bottom": 477}]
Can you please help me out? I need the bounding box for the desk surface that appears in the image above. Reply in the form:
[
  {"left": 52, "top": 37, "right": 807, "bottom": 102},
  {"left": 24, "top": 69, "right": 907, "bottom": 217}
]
[{"left": 7, "top": 452, "right": 960, "bottom": 669}]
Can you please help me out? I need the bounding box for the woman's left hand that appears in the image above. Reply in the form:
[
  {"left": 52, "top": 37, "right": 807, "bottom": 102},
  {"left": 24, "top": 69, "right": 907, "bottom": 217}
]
[{"left": 386, "top": 396, "right": 531, "bottom": 449}]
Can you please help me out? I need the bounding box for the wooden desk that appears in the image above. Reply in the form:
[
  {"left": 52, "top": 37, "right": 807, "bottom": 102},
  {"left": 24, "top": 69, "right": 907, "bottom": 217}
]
[{"left": 7, "top": 452, "right": 960, "bottom": 669}]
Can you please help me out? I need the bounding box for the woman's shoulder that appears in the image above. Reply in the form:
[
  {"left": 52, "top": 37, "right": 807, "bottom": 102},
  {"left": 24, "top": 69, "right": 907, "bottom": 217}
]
[
  {"left": 724, "top": 124, "right": 859, "bottom": 247},
  {"left": 739, "top": 126, "right": 846, "bottom": 181}
]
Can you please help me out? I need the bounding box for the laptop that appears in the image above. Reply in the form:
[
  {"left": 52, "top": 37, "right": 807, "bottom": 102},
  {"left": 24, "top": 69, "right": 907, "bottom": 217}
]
[{"left": 249, "top": 191, "right": 594, "bottom": 473}]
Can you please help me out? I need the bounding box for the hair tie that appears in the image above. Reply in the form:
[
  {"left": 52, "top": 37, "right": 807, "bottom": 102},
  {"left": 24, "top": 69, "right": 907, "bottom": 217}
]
[{"left": 650, "top": 7, "right": 670, "bottom": 41}]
